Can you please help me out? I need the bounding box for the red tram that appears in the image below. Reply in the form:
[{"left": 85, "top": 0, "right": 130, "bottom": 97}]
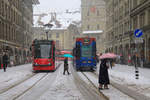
[{"left": 31, "top": 40, "right": 57, "bottom": 72}]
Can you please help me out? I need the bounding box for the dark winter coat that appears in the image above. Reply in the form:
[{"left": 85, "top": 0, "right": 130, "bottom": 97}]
[
  {"left": 99, "top": 59, "right": 110, "bottom": 85},
  {"left": 64, "top": 58, "right": 68, "bottom": 70},
  {"left": 2, "top": 54, "right": 9, "bottom": 64}
]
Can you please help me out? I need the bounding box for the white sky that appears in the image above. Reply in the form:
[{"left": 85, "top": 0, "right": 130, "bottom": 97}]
[{"left": 33, "top": 0, "right": 81, "bottom": 28}]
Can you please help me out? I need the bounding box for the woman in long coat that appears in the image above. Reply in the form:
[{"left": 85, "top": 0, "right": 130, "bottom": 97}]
[{"left": 99, "top": 59, "right": 110, "bottom": 90}]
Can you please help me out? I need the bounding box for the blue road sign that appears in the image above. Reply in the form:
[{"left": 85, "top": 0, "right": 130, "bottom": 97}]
[{"left": 134, "top": 29, "right": 143, "bottom": 38}]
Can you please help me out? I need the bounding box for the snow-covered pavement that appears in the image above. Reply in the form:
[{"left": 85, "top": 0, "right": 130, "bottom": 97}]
[
  {"left": 82, "top": 72, "right": 135, "bottom": 100},
  {"left": 109, "top": 64, "right": 150, "bottom": 97}
]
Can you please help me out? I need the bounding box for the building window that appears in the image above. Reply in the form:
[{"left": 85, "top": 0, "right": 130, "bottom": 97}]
[
  {"left": 97, "top": 36, "right": 100, "bottom": 40},
  {"left": 56, "top": 40, "right": 59, "bottom": 48},
  {"left": 49, "top": 34, "right": 51, "bottom": 38},
  {"left": 0, "top": 21, "right": 1, "bottom": 39},
  {"left": 87, "top": 25, "right": 90, "bottom": 30},
  {"left": 133, "top": 16, "right": 138, "bottom": 30},
  {"left": 133, "top": 0, "right": 137, "bottom": 9},
  {"left": 148, "top": 10, "right": 150, "bottom": 25},
  {"left": 121, "top": 24, "right": 124, "bottom": 34},
  {"left": 87, "top": 11, "right": 89, "bottom": 16},
  {"left": 0, "top": 0, "right": 2, "bottom": 15},
  {"left": 97, "top": 24, "right": 100, "bottom": 30},
  {"left": 2, "top": 1, "right": 4, "bottom": 17},
  {"left": 56, "top": 33, "right": 59, "bottom": 38},
  {"left": 97, "top": 10, "right": 99, "bottom": 16},
  {"left": 139, "top": 12, "right": 145, "bottom": 27}
]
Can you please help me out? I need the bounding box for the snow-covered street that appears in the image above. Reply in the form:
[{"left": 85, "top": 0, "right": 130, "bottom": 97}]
[
  {"left": 0, "top": 62, "right": 150, "bottom": 100},
  {"left": 0, "top": 63, "right": 85, "bottom": 100},
  {"left": 0, "top": 64, "right": 33, "bottom": 94}
]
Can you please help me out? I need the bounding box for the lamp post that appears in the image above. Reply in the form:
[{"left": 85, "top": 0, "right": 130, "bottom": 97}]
[{"left": 43, "top": 23, "right": 53, "bottom": 40}]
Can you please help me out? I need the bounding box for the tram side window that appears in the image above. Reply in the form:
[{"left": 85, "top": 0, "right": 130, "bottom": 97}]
[
  {"left": 73, "top": 48, "right": 76, "bottom": 56},
  {"left": 76, "top": 44, "right": 81, "bottom": 58},
  {"left": 53, "top": 46, "right": 55, "bottom": 61},
  {"left": 92, "top": 42, "right": 96, "bottom": 57},
  {"left": 34, "top": 45, "right": 41, "bottom": 58}
]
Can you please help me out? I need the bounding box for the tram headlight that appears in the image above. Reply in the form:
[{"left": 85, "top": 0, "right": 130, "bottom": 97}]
[
  {"left": 82, "top": 61, "right": 86, "bottom": 63},
  {"left": 48, "top": 63, "right": 52, "bottom": 66},
  {"left": 88, "top": 61, "right": 91, "bottom": 63},
  {"left": 34, "top": 62, "right": 38, "bottom": 66}
]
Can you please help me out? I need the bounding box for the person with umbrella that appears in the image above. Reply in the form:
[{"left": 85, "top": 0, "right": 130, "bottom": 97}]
[
  {"left": 63, "top": 58, "right": 70, "bottom": 75},
  {"left": 63, "top": 54, "right": 73, "bottom": 75},
  {"left": 98, "top": 59, "right": 110, "bottom": 90},
  {"left": 98, "top": 53, "right": 117, "bottom": 90}
]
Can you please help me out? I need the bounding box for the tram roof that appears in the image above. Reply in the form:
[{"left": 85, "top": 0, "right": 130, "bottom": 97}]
[{"left": 33, "top": 39, "right": 54, "bottom": 44}]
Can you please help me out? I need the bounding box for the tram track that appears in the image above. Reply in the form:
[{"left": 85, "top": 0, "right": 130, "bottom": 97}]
[
  {"left": 81, "top": 72, "right": 109, "bottom": 100},
  {"left": 0, "top": 73, "right": 37, "bottom": 94},
  {"left": 0, "top": 73, "right": 49, "bottom": 100},
  {"left": 0, "top": 63, "right": 62, "bottom": 100},
  {"left": 71, "top": 66, "right": 109, "bottom": 100},
  {"left": 87, "top": 71, "right": 150, "bottom": 100},
  {"left": 15, "top": 62, "right": 62, "bottom": 100},
  {"left": 12, "top": 73, "right": 48, "bottom": 100}
]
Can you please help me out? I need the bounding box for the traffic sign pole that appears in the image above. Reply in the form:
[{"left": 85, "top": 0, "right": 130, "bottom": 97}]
[{"left": 134, "top": 29, "right": 143, "bottom": 79}]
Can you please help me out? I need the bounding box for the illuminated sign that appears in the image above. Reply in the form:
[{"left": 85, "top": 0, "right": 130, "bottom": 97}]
[{"left": 83, "top": 38, "right": 90, "bottom": 44}]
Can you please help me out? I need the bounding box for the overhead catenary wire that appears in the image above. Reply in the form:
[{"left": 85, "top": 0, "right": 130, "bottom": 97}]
[{"left": 33, "top": 3, "right": 81, "bottom": 27}]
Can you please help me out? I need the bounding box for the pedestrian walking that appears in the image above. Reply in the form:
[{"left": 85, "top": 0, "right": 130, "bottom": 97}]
[
  {"left": 0, "top": 56, "right": 2, "bottom": 69},
  {"left": 96, "top": 55, "right": 99, "bottom": 64},
  {"left": 2, "top": 52, "right": 9, "bottom": 72},
  {"left": 63, "top": 58, "right": 70, "bottom": 75},
  {"left": 98, "top": 59, "right": 110, "bottom": 90},
  {"left": 140, "top": 55, "right": 144, "bottom": 67},
  {"left": 109, "top": 59, "right": 113, "bottom": 69}
]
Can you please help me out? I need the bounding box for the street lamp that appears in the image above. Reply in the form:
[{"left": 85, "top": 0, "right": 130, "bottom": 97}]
[{"left": 43, "top": 23, "right": 53, "bottom": 40}]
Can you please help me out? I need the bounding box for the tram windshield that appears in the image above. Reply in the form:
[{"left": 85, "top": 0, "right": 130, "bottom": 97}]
[
  {"left": 34, "top": 44, "right": 51, "bottom": 58},
  {"left": 81, "top": 45, "right": 92, "bottom": 57}
]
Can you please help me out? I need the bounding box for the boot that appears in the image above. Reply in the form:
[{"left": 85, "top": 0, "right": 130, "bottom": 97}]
[
  {"left": 99, "top": 84, "right": 103, "bottom": 90},
  {"left": 104, "top": 84, "right": 109, "bottom": 89}
]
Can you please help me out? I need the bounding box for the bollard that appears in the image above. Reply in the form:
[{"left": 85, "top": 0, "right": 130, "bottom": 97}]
[{"left": 135, "top": 67, "right": 139, "bottom": 79}]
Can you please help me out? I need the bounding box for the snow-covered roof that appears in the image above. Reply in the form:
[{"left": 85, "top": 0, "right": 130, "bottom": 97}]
[
  {"left": 83, "top": 30, "right": 103, "bottom": 34},
  {"left": 32, "top": 0, "right": 40, "bottom": 4}
]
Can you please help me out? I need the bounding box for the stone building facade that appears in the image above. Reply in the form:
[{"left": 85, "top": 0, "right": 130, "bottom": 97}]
[
  {"left": 0, "top": 0, "right": 39, "bottom": 65},
  {"left": 130, "top": 0, "right": 150, "bottom": 65},
  {"left": 33, "top": 27, "right": 46, "bottom": 40},
  {"left": 65, "top": 24, "right": 82, "bottom": 50},
  {"left": 33, "top": 27, "right": 66, "bottom": 50},
  {"left": 105, "top": 0, "right": 131, "bottom": 64},
  {"left": 33, "top": 24, "right": 82, "bottom": 51},
  {"left": 105, "top": 0, "right": 150, "bottom": 66},
  {"left": 81, "top": 0, "right": 106, "bottom": 53},
  {"left": 48, "top": 29, "right": 66, "bottom": 50}
]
